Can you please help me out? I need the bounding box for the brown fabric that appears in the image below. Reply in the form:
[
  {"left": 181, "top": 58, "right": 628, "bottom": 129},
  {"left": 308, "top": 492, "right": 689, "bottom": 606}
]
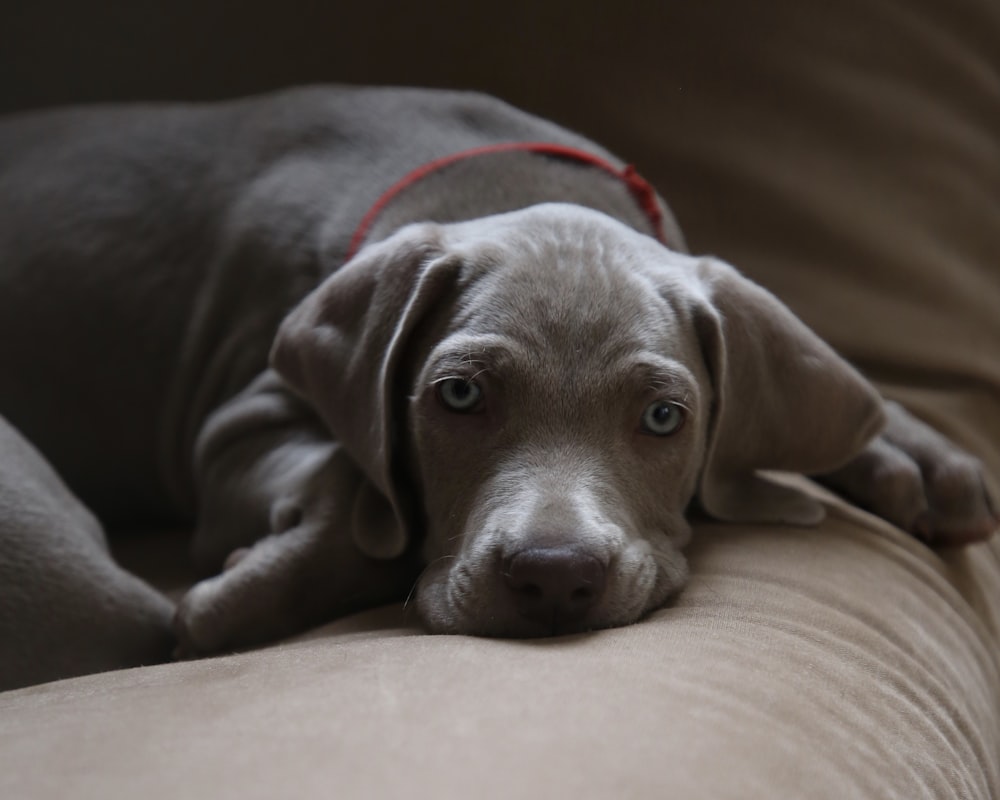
[{"left": 1, "top": 1, "right": 998, "bottom": 798}]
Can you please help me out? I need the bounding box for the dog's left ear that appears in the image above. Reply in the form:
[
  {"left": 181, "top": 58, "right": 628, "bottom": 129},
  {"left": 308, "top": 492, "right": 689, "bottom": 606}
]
[
  {"left": 687, "top": 257, "right": 885, "bottom": 525},
  {"left": 270, "top": 225, "right": 457, "bottom": 559}
]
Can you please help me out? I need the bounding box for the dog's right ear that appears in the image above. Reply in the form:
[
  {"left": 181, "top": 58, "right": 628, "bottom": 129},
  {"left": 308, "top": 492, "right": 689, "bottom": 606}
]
[{"left": 270, "top": 225, "right": 459, "bottom": 560}]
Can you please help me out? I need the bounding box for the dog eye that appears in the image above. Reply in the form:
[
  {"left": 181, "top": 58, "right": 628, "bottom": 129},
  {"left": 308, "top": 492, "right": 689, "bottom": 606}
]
[
  {"left": 437, "top": 378, "right": 483, "bottom": 412},
  {"left": 641, "top": 401, "right": 685, "bottom": 436}
]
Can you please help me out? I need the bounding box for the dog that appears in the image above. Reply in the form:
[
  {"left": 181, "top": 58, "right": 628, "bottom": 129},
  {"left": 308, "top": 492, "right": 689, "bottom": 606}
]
[{"left": 1, "top": 85, "right": 995, "bottom": 689}]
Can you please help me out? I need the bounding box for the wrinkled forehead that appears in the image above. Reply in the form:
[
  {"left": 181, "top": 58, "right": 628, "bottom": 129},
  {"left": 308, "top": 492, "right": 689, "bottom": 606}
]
[
  {"left": 440, "top": 205, "right": 694, "bottom": 354},
  {"left": 427, "top": 205, "right": 704, "bottom": 389}
]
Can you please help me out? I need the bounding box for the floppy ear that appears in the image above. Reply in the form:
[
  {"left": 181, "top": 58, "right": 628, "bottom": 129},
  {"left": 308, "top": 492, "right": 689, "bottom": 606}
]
[
  {"left": 690, "top": 258, "right": 885, "bottom": 525},
  {"left": 270, "top": 225, "right": 457, "bottom": 559}
]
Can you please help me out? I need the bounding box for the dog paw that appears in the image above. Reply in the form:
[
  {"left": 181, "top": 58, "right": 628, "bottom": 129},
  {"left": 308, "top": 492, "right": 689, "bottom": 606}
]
[{"left": 819, "top": 401, "right": 999, "bottom": 546}]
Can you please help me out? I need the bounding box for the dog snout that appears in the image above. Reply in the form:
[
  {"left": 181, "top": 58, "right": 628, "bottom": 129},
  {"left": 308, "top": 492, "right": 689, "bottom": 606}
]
[{"left": 502, "top": 545, "right": 607, "bottom": 632}]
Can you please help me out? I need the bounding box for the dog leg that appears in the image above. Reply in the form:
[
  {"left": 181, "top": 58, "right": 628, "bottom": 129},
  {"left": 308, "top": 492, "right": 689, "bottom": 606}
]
[
  {"left": 176, "top": 372, "right": 418, "bottom": 656},
  {"left": 0, "top": 415, "right": 174, "bottom": 690},
  {"left": 818, "top": 401, "right": 999, "bottom": 545}
]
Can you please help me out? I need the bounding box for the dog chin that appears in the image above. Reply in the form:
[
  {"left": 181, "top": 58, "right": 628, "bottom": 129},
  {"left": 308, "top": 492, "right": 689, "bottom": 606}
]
[{"left": 413, "top": 546, "right": 690, "bottom": 638}]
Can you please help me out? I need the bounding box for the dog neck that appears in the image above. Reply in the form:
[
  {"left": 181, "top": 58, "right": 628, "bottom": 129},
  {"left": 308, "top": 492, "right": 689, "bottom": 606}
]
[{"left": 348, "top": 143, "right": 678, "bottom": 259}]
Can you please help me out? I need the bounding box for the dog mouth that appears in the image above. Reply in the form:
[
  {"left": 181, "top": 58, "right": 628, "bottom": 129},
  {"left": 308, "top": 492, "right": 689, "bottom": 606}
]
[
  {"left": 463, "top": 611, "right": 614, "bottom": 640},
  {"left": 412, "top": 538, "right": 688, "bottom": 638}
]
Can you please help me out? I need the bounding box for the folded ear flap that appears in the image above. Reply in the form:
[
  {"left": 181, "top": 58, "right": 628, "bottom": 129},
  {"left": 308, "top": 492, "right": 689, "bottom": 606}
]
[
  {"left": 691, "top": 258, "right": 885, "bottom": 525},
  {"left": 270, "top": 225, "right": 457, "bottom": 559}
]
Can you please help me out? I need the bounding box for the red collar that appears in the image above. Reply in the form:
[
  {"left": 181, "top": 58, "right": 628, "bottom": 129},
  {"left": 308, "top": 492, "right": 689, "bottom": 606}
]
[{"left": 346, "top": 142, "right": 668, "bottom": 260}]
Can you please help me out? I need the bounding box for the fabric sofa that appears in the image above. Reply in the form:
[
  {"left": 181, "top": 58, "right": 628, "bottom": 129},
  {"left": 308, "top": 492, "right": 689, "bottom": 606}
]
[{"left": 1, "top": 1, "right": 997, "bottom": 797}]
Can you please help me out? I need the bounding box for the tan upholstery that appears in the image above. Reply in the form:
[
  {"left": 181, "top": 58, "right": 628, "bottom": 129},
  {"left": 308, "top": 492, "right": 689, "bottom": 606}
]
[{"left": 1, "top": 1, "right": 997, "bottom": 797}]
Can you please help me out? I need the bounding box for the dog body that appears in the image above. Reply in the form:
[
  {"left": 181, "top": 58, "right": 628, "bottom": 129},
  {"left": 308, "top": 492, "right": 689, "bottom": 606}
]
[{"left": 0, "top": 86, "right": 994, "bottom": 687}]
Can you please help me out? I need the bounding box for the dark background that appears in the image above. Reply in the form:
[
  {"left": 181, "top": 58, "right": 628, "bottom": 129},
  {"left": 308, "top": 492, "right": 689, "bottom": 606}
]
[{"left": 1, "top": 1, "right": 694, "bottom": 115}]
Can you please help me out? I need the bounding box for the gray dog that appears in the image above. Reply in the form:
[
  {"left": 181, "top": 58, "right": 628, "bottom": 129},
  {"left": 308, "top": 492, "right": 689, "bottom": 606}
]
[{"left": 1, "top": 86, "right": 995, "bottom": 690}]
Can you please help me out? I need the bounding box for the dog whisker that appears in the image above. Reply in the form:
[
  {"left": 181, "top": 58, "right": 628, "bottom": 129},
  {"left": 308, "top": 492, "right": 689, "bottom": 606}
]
[{"left": 403, "top": 555, "right": 456, "bottom": 610}]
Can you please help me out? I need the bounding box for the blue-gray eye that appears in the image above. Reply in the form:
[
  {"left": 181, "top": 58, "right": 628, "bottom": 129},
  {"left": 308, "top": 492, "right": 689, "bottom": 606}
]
[
  {"left": 641, "top": 401, "right": 685, "bottom": 436},
  {"left": 437, "top": 378, "right": 483, "bottom": 412}
]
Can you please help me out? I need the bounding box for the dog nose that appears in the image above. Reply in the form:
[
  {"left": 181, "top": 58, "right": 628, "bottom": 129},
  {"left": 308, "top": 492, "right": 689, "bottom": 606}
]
[{"left": 503, "top": 546, "right": 606, "bottom": 628}]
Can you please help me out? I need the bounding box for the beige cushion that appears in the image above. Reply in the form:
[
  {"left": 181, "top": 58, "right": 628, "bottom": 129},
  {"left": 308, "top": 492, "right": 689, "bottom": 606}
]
[{"left": 1, "top": 1, "right": 998, "bottom": 798}]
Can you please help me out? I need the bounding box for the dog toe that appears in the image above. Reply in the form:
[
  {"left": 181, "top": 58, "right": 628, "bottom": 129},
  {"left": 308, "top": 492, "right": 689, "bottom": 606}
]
[{"left": 913, "top": 454, "right": 998, "bottom": 545}]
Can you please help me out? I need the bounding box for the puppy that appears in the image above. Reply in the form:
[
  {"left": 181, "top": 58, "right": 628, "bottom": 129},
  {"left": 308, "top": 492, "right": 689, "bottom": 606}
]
[{"left": 0, "top": 86, "right": 994, "bottom": 686}]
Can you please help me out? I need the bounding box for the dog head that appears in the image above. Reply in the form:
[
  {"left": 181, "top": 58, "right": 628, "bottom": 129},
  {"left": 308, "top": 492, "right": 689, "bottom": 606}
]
[{"left": 272, "top": 204, "right": 883, "bottom": 636}]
